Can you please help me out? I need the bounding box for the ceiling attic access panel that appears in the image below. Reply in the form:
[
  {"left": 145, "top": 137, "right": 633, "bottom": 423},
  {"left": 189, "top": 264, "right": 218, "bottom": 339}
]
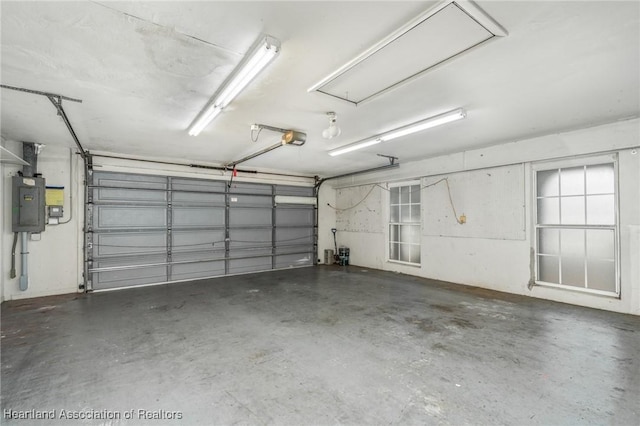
[{"left": 309, "top": 1, "right": 507, "bottom": 105}]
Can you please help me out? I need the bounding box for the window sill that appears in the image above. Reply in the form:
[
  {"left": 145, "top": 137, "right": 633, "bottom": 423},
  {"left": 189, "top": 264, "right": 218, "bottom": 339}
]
[
  {"left": 533, "top": 281, "right": 620, "bottom": 299},
  {"left": 388, "top": 259, "right": 421, "bottom": 268}
]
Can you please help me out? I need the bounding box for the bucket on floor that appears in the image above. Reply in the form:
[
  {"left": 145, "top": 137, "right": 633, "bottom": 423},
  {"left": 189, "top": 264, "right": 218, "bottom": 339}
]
[{"left": 338, "top": 247, "right": 350, "bottom": 266}]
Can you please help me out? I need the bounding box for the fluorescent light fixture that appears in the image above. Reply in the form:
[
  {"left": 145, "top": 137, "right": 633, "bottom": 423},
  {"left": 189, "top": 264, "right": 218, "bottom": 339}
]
[
  {"left": 274, "top": 195, "right": 317, "bottom": 205},
  {"left": 188, "top": 35, "right": 280, "bottom": 136},
  {"left": 328, "top": 138, "right": 382, "bottom": 157},
  {"left": 380, "top": 108, "right": 466, "bottom": 141},
  {"left": 328, "top": 108, "right": 465, "bottom": 156},
  {"left": 188, "top": 105, "right": 222, "bottom": 136}
]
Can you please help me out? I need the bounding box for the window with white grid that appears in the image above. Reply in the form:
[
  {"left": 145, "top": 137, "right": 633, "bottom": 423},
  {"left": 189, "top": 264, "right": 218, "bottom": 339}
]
[
  {"left": 389, "top": 182, "right": 421, "bottom": 265},
  {"left": 535, "top": 161, "right": 618, "bottom": 296}
]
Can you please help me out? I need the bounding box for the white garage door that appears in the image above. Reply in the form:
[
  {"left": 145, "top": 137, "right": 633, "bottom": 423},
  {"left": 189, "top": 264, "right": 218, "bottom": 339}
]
[{"left": 85, "top": 171, "right": 315, "bottom": 291}]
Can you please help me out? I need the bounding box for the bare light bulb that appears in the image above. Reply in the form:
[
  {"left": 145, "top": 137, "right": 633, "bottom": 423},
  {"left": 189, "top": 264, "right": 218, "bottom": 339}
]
[
  {"left": 322, "top": 112, "right": 341, "bottom": 139},
  {"left": 322, "top": 124, "right": 341, "bottom": 139}
]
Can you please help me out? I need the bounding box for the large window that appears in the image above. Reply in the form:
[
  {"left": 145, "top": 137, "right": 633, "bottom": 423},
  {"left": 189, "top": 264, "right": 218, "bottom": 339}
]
[
  {"left": 535, "top": 160, "right": 618, "bottom": 295},
  {"left": 389, "top": 182, "right": 421, "bottom": 265}
]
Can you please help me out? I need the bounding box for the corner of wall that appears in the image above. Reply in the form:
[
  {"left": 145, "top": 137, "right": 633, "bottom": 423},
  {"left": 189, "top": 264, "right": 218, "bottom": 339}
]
[
  {"left": 2, "top": 143, "right": 81, "bottom": 301},
  {"left": 324, "top": 121, "right": 640, "bottom": 315},
  {"left": 1, "top": 160, "right": 5, "bottom": 304},
  {"left": 317, "top": 182, "right": 337, "bottom": 264},
  {"left": 1, "top": 140, "right": 22, "bottom": 303}
]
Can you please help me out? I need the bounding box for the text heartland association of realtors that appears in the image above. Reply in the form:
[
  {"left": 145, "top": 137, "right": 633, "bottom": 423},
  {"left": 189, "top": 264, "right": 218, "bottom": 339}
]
[{"left": 3, "top": 409, "right": 183, "bottom": 420}]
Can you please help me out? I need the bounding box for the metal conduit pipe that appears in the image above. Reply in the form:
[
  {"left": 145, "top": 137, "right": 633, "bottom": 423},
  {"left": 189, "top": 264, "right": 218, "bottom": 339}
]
[
  {"left": 10, "top": 232, "right": 18, "bottom": 278},
  {"left": 19, "top": 232, "right": 29, "bottom": 291},
  {"left": 58, "top": 148, "right": 75, "bottom": 224},
  {"left": 17, "top": 142, "right": 39, "bottom": 291}
]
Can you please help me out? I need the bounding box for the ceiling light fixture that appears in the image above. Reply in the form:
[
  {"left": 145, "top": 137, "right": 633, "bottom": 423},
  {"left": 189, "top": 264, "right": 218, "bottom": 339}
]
[
  {"left": 322, "top": 112, "right": 341, "bottom": 139},
  {"left": 308, "top": 1, "right": 506, "bottom": 105},
  {"left": 188, "top": 35, "right": 281, "bottom": 136},
  {"left": 328, "top": 108, "right": 466, "bottom": 156}
]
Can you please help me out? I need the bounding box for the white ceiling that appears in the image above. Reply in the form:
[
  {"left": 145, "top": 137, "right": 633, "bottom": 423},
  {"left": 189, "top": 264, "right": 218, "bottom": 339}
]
[{"left": 1, "top": 1, "right": 638, "bottom": 177}]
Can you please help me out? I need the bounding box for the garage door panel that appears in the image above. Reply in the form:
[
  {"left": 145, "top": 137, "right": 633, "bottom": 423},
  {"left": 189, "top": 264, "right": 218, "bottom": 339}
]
[
  {"left": 230, "top": 194, "right": 272, "bottom": 207},
  {"left": 172, "top": 230, "right": 225, "bottom": 252},
  {"left": 172, "top": 206, "right": 225, "bottom": 227},
  {"left": 229, "top": 207, "right": 272, "bottom": 227},
  {"left": 93, "top": 265, "right": 167, "bottom": 289},
  {"left": 94, "top": 253, "right": 167, "bottom": 268},
  {"left": 276, "top": 186, "right": 314, "bottom": 196},
  {"left": 172, "top": 191, "right": 225, "bottom": 206},
  {"left": 229, "top": 229, "right": 271, "bottom": 247},
  {"left": 276, "top": 245, "right": 313, "bottom": 255},
  {"left": 172, "top": 250, "right": 225, "bottom": 262},
  {"left": 95, "top": 206, "right": 167, "bottom": 230},
  {"left": 276, "top": 227, "right": 314, "bottom": 244},
  {"left": 229, "top": 183, "right": 272, "bottom": 195},
  {"left": 229, "top": 249, "right": 273, "bottom": 259},
  {"left": 172, "top": 260, "right": 225, "bottom": 281},
  {"left": 275, "top": 253, "right": 313, "bottom": 268},
  {"left": 94, "top": 172, "right": 167, "bottom": 189},
  {"left": 229, "top": 256, "right": 273, "bottom": 275},
  {"left": 276, "top": 207, "right": 314, "bottom": 226},
  {"left": 228, "top": 228, "right": 271, "bottom": 259},
  {"left": 95, "top": 188, "right": 167, "bottom": 204},
  {"left": 93, "top": 232, "right": 166, "bottom": 256},
  {"left": 171, "top": 178, "right": 226, "bottom": 193},
  {"left": 93, "top": 173, "right": 167, "bottom": 204}
]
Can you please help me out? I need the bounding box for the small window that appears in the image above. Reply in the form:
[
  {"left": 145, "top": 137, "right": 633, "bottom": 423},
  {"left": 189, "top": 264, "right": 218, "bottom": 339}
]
[
  {"left": 535, "top": 161, "right": 618, "bottom": 296},
  {"left": 389, "top": 182, "right": 421, "bottom": 265}
]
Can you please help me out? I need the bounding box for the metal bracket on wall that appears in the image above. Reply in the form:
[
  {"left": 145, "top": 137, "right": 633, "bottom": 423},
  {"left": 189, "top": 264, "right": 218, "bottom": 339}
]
[
  {"left": 315, "top": 162, "right": 400, "bottom": 189},
  {"left": 377, "top": 154, "right": 398, "bottom": 165},
  {"left": 0, "top": 84, "right": 87, "bottom": 159}
]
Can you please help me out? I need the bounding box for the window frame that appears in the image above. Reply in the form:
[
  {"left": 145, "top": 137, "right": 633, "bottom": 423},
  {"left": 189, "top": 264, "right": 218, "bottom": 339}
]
[
  {"left": 388, "top": 180, "right": 422, "bottom": 266},
  {"left": 532, "top": 154, "right": 620, "bottom": 297}
]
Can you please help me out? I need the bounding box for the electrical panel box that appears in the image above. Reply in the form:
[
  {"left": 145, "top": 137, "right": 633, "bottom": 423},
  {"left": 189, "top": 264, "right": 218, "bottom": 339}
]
[{"left": 12, "top": 176, "right": 46, "bottom": 232}]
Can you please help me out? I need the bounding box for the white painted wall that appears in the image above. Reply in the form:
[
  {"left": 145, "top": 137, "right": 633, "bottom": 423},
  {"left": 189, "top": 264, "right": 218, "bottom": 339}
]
[
  {"left": 1, "top": 142, "right": 83, "bottom": 301},
  {"left": 319, "top": 119, "right": 640, "bottom": 315}
]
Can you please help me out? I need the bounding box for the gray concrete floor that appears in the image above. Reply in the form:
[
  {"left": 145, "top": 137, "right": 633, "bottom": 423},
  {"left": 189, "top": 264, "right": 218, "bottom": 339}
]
[{"left": 1, "top": 266, "right": 639, "bottom": 425}]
